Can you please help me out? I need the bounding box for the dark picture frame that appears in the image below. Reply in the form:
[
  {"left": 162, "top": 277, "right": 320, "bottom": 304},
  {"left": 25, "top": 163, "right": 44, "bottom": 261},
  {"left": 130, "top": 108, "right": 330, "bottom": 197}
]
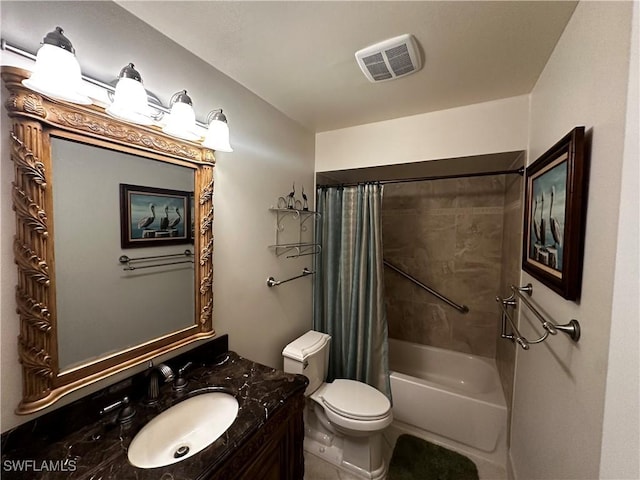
[
  {"left": 522, "top": 127, "right": 587, "bottom": 300},
  {"left": 120, "top": 184, "right": 192, "bottom": 248}
]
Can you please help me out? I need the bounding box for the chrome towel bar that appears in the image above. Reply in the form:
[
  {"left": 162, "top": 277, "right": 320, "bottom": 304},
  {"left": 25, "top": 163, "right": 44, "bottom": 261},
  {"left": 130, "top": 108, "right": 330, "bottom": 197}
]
[
  {"left": 119, "top": 249, "right": 193, "bottom": 271},
  {"left": 496, "top": 283, "right": 581, "bottom": 350},
  {"left": 267, "top": 268, "right": 314, "bottom": 287}
]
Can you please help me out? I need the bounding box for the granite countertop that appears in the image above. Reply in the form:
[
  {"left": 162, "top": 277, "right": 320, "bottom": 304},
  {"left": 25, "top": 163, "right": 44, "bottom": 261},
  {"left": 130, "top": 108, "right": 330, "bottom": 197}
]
[{"left": 1, "top": 344, "right": 308, "bottom": 480}]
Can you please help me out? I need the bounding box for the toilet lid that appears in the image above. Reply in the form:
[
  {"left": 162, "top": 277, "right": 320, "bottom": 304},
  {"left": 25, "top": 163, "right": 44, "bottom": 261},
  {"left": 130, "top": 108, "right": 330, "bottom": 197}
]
[
  {"left": 282, "top": 330, "right": 330, "bottom": 361},
  {"left": 321, "top": 379, "right": 391, "bottom": 421}
]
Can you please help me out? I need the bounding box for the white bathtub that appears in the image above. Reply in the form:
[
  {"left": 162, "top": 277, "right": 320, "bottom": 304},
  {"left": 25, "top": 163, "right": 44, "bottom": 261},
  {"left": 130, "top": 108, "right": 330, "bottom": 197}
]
[{"left": 388, "top": 339, "right": 507, "bottom": 463}]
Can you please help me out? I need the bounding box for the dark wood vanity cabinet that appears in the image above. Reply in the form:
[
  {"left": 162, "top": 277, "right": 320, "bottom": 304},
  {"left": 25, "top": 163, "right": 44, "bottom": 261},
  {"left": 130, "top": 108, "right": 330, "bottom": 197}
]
[
  {"left": 207, "top": 391, "right": 306, "bottom": 480},
  {"left": 0, "top": 342, "right": 309, "bottom": 480}
]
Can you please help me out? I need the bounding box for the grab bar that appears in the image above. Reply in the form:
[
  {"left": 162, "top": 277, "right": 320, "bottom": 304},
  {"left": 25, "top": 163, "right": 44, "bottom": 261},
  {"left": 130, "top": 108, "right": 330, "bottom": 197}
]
[
  {"left": 267, "top": 268, "right": 314, "bottom": 287},
  {"left": 119, "top": 249, "right": 193, "bottom": 271},
  {"left": 383, "top": 260, "right": 469, "bottom": 314},
  {"left": 496, "top": 283, "right": 581, "bottom": 350}
]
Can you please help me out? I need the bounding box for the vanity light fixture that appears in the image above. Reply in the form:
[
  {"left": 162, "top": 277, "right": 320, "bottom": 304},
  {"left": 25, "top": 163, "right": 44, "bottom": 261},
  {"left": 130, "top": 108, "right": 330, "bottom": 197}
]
[
  {"left": 202, "top": 109, "right": 233, "bottom": 152},
  {"left": 105, "top": 63, "right": 153, "bottom": 125},
  {"left": 2, "top": 34, "right": 233, "bottom": 152},
  {"left": 22, "top": 27, "right": 92, "bottom": 105},
  {"left": 162, "top": 90, "right": 201, "bottom": 142}
]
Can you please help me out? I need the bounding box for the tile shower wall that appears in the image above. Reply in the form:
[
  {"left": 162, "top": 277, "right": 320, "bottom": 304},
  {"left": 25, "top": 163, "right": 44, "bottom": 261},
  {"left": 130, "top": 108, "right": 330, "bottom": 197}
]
[
  {"left": 496, "top": 174, "right": 523, "bottom": 412},
  {"left": 382, "top": 175, "right": 515, "bottom": 358}
]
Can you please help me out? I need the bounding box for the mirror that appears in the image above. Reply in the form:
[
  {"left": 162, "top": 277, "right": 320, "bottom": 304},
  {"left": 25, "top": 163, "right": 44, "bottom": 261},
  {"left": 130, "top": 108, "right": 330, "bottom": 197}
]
[
  {"left": 2, "top": 66, "right": 215, "bottom": 414},
  {"left": 51, "top": 137, "right": 196, "bottom": 370}
]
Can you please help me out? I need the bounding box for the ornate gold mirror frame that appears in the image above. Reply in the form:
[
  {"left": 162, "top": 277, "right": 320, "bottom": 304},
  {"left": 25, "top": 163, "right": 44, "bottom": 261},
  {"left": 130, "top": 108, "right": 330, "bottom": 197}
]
[{"left": 2, "top": 66, "right": 215, "bottom": 414}]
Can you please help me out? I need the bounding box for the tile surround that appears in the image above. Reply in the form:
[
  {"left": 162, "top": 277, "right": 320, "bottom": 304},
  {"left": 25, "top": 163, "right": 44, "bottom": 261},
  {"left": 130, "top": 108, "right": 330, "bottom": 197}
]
[
  {"left": 382, "top": 175, "right": 521, "bottom": 359},
  {"left": 496, "top": 174, "right": 524, "bottom": 431}
]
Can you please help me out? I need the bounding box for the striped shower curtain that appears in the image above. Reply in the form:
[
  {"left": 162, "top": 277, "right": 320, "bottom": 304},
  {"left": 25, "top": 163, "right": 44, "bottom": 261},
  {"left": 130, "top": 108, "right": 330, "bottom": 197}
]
[{"left": 313, "top": 184, "right": 390, "bottom": 398}]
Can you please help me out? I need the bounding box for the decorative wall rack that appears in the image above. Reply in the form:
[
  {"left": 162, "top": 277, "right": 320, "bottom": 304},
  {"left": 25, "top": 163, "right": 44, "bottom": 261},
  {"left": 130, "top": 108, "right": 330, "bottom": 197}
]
[
  {"left": 268, "top": 207, "right": 321, "bottom": 258},
  {"left": 119, "top": 249, "right": 194, "bottom": 271},
  {"left": 496, "top": 284, "right": 581, "bottom": 350}
]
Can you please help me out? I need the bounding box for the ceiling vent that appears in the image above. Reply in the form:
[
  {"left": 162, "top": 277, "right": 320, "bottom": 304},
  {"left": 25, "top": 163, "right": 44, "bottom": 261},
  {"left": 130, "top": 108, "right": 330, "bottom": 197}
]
[{"left": 355, "top": 34, "right": 422, "bottom": 83}]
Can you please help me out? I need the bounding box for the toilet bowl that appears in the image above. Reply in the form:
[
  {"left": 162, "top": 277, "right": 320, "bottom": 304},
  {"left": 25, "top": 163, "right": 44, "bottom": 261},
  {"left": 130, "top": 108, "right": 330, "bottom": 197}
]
[{"left": 283, "top": 330, "right": 392, "bottom": 479}]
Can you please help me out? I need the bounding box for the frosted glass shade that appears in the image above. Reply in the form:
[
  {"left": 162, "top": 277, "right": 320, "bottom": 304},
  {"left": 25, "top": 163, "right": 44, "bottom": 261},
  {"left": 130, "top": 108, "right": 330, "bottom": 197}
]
[
  {"left": 106, "top": 77, "right": 153, "bottom": 125},
  {"left": 203, "top": 119, "right": 233, "bottom": 152},
  {"left": 162, "top": 102, "right": 199, "bottom": 141},
  {"left": 22, "top": 44, "right": 91, "bottom": 105}
]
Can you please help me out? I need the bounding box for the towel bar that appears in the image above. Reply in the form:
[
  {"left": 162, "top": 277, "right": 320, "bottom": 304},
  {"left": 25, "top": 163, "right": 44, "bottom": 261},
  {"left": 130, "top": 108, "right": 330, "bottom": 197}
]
[
  {"left": 267, "top": 268, "right": 314, "bottom": 287},
  {"left": 497, "top": 283, "right": 581, "bottom": 350}
]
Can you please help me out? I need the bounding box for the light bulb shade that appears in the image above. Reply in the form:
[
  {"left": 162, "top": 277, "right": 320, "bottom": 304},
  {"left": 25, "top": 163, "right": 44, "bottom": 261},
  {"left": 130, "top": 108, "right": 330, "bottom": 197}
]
[
  {"left": 106, "top": 64, "right": 153, "bottom": 125},
  {"left": 22, "top": 27, "right": 91, "bottom": 105},
  {"left": 203, "top": 118, "right": 233, "bottom": 152},
  {"left": 162, "top": 91, "right": 199, "bottom": 141}
]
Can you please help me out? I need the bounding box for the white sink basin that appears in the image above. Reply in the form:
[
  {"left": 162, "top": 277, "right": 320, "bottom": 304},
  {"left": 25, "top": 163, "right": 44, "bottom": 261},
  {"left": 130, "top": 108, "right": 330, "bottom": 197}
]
[{"left": 128, "top": 392, "right": 239, "bottom": 468}]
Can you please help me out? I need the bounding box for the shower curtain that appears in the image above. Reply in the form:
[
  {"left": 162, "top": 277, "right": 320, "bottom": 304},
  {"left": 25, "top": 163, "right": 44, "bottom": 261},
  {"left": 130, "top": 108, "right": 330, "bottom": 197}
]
[{"left": 313, "top": 184, "right": 390, "bottom": 398}]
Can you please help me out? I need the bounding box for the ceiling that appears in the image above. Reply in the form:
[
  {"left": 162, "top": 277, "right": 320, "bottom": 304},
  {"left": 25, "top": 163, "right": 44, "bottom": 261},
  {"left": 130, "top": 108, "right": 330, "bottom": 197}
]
[{"left": 117, "top": 1, "right": 577, "bottom": 133}]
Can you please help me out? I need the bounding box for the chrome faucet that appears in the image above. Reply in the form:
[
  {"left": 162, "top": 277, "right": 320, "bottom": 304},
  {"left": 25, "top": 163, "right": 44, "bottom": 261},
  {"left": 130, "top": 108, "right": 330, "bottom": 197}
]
[{"left": 145, "top": 361, "right": 174, "bottom": 405}]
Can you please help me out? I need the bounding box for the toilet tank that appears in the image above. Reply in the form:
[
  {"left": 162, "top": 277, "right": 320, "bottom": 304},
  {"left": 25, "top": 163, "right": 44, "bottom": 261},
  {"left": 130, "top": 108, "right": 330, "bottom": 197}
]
[{"left": 282, "top": 330, "right": 331, "bottom": 395}]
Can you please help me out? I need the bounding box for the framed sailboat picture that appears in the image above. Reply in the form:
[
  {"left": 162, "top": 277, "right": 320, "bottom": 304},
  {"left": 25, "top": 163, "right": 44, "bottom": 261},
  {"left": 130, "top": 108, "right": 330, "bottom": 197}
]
[
  {"left": 120, "top": 184, "right": 192, "bottom": 248},
  {"left": 522, "top": 127, "right": 587, "bottom": 300}
]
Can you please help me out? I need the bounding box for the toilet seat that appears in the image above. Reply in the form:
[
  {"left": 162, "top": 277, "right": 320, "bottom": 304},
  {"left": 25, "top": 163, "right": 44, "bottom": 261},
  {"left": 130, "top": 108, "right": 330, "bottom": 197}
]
[
  {"left": 322, "top": 379, "right": 391, "bottom": 420},
  {"left": 312, "top": 379, "right": 393, "bottom": 432}
]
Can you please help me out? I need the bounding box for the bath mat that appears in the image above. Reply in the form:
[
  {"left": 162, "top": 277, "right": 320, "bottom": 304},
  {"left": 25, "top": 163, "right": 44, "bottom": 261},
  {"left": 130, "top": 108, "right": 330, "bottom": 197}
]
[{"left": 388, "top": 434, "right": 479, "bottom": 480}]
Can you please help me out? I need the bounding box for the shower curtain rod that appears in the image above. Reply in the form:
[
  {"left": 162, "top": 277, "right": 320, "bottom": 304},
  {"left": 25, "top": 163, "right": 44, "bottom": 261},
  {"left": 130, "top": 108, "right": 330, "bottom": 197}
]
[{"left": 317, "top": 166, "right": 524, "bottom": 189}]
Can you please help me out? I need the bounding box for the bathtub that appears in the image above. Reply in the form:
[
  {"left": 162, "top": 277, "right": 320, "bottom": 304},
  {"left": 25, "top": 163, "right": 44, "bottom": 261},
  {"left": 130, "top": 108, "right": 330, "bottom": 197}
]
[{"left": 388, "top": 339, "right": 507, "bottom": 463}]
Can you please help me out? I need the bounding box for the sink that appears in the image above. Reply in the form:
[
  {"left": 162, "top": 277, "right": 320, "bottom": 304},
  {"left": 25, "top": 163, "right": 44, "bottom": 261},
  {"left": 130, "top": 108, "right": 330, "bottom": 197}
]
[{"left": 128, "top": 392, "right": 239, "bottom": 468}]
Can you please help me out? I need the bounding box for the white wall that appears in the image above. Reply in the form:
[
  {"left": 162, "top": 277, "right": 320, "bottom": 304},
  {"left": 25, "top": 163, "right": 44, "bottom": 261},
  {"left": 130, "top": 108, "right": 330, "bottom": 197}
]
[
  {"left": 1, "top": 1, "right": 314, "bottom": 432},
  {"left": 600, "top": 1, "right": 639, "bottom": 477},
  {"left": 510, "top": 2, "right": 635, "bottom": 479},
  {"left": 315, "top": 95, "right": 529, "bottom": 172}
]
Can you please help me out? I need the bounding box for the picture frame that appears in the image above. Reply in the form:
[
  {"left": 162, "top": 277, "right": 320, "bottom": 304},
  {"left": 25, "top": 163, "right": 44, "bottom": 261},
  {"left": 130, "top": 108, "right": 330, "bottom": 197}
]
[
  {"left": 522, "top": 126, "right": 587, "bottom": 300},
  {"left": 120, "top": 184, "right": 192, "bottom": 248}
]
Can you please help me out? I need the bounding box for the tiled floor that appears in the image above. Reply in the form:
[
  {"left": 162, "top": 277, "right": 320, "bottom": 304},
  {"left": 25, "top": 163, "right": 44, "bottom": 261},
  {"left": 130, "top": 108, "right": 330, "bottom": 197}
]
[{"left": 303, "top": 423, "right": 507, "bottom": 480}]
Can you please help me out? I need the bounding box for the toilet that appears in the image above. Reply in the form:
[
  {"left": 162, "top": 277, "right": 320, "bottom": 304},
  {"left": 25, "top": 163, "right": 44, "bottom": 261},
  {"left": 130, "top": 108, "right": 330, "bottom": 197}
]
[{"left": 283, "top": 330, "right": 392, "bottom": 480}]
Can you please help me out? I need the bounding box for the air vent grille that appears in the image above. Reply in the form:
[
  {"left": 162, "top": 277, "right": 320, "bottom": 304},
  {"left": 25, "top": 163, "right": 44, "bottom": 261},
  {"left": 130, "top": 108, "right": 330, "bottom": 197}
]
[
  {"left": 386, "top": 44, "right": 413, "bottom": 76},
  {"left": 355, "top": 34, "right": 422, "bottom": 83},
  {"left": 363, "top": 53, "right": 393, "bottom": 81}
]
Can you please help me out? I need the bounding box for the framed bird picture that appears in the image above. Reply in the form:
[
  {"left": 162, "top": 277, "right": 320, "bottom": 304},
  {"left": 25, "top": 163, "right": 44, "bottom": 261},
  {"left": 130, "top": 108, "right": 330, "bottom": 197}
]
[
  {"left": 522, "top": 126, "right": 587, "bottom": 300},
  {"left": 120, "top": 184, "right": 193, "bottom": 248}
]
